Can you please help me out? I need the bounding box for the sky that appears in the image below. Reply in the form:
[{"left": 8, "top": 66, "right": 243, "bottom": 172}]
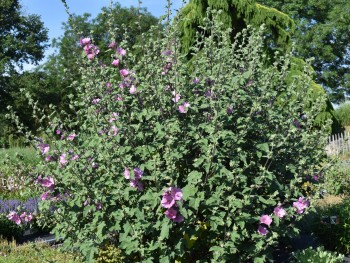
[{"left": 20, "top": 0, "right": 186, "bottom": 70}]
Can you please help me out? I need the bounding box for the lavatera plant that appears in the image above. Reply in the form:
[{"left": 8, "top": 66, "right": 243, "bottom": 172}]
[{"left": 9, "top": 7, "right": 331, "bottom": 263}]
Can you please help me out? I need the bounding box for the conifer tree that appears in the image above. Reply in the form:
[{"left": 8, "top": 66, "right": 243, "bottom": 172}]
[{"left": 177, "top": 0, "right": 342, "bottom": 133}]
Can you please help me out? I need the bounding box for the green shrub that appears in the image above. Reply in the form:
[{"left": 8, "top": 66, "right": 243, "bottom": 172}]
[
  {"left": 12, "top": 10, "right": 331, "bottom": 263},
  {"left": 95, "top": 244, "right": 124, "bottom": 263},
  {"left": 322, "top": 159, "right": 350, "bottom": 196},
  {"left": 291, "top": 246, "right": 344, "bottom": 263},
  {"left": 335, "top": 102, "right": 350, "bottom": 127},
  {"left": 312, "top": 198, "right": 350, "bottom": 253}
]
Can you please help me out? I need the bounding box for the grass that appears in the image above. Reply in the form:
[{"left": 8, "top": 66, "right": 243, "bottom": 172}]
[
  {"left": 0, "top": 147, "right": 40, "bottom": 167},
  {"left": 0, "top": 238, "right": 82, "bottom": 263}
]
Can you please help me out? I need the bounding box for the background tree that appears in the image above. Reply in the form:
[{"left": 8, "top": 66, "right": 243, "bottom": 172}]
[
  {"left": 0, "top": 0, "right": 48, "bottom": 146},
  {"left": 177, "top": 0, "right": 295, "bottom": 57},
  {"left": 177, "top": 0, "right": 342, "bottom": 133},
  {"left": 258, "top": 0, "right": 350, "bottom": 103},
  {"left": 0, "top": 0, "right": 48, "bottom": 74}
]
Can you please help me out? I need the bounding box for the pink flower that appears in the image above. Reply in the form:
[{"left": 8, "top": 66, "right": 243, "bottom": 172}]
[
  {"left": 173, "top": 214, "right": 184, "bottom": 223},
  {"left": 164, "top": 207, "right": 177, "bottom": 219},
  {"left": 108, "top": 42, "right": 116, "bottom": 49},
  {"left": 115, "top": 95, "right": 123, "bottom": 101},
  {"left": 27, "top": 214, "right": 33, "bottom": 222},
  {"left": 7, "top": 211, "right": 21, "bottom": 225},
  {"left": 172, "top": 91, "right": 181, "bottom": 102},
  {"left": 39, "top": 143, "right": 50, "bottom": 155},
  {"left": 134, "top": 168, "right": 143, "bottom": 179},
  {"left": 87, "top": 53, "right": 95, "bottom": 60},
  {"left": 178, "top": 105, "right": 186, "bottom": 113},
  {"left": 274, "top": 206, "right": 287, "bottom": 218},
  {"left": 68, "top": 133, "right": 76, "bottom": 141},
  {"left": 60, "top": 153, "right": 68, "bottom": 166},
  {"left": 84, "top": 199, "right": 89, "bottom": 206},
  {"left": 41, "top": 191, "right": 51, "bottom": 201},
  {"left": 193, "top": 77, "right": 200, "bottom": 84},
  {"left": 45, "top": 155, "right": 52, "bottom": 162},
  {"left": 92, "top": 98, "right": 100, "bottom": 104},
  {"left": 80, "top": 37, "right": 91, "bottom": 46},
  {"left": 293, "top": 197, "right": 310, "bottom": 214},
  {"left": 20, "top": 212, "right": 28, "bottom": 222},
  {"left": 95, "top": 203, "right": 102, "bottom": 210},
  {"left": 258, "top": 225, "right": 268, "bottom": 236},
  {"left": 112, "top": 59, "right": 119, "bottom": 66},
  {"left": 178, "top": 102, "right": 190, "bottom": 113},
  {"left": 161, "top": 187, "right": 183, "bottom": 208},
  {"left": 56, "top": 129, "right": 61, "bottom": 135},
  {"left": 130, "top": 85, "right": 136, "bottom": 94},
  {"left": 117, "top": 47, "right": 126, "bottom": 56},
  {"left": 71, "top": 154, "right": 79, "bottom": 161},
  {"left": 183, "top": 102, "right": 190, "bottom": 108},
  {"left": 109, "top": 112, "right": 119, "bottom": 122},
  {"left": 40, "top": 177, "right": 55, "bottom": 190},
  {"left": 170, "top": 187, "right": 183, "bottom": 201},
  {"left": 124, "top": 168, "right": 130, "bottom": 179},
  {"left": 120, "top": 69, "right": 129, "bottom": 77},
  {"left": 161, "top": 192, "right": 176, "bottom": 208},
  {"left": 260, "top": 215, "right": 272, "bottom": 226},
  {"left": 110, "top": 125, "right": 118, "bottom": 136}
]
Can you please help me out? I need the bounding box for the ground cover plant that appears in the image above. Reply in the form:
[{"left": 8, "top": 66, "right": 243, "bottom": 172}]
[{"left": 6, "top": 3, "right": 332, "bottom": 262}]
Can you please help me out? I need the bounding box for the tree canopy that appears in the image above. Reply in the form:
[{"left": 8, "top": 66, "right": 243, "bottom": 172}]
[
  {"left": 258, "top": 0, "right": 350, "bottom": 103},
  {"left": 0, "top": 0, "right": 48, "bottom": 74}
]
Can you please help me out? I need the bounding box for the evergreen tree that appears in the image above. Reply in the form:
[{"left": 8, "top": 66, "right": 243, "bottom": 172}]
[{"left": 177, "top": 0, "right": 342, "bottom": 133}]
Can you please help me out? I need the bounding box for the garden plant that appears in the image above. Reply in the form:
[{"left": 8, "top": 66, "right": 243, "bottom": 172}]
[{"left": 5, "top": 3, "right": 332, "bottom": 262}]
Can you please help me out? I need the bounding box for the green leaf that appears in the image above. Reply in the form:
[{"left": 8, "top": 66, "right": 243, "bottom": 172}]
[
  {"left": 256, "top": 143, "right": 269, "bottom": 153},
  {"left": 258, "top": 196, "right": 276, "bottom": 205},
  {"left": 159, "top": 220, "right": 170, "bottom": 240}
]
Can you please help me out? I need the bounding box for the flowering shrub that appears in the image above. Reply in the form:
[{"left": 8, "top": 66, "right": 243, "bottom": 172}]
[
  {"left": 10, "top": 8, "right": 331, "bottom": 262},
  {"left": 0, "top": 197, "right": 38, "bottom": 239}
]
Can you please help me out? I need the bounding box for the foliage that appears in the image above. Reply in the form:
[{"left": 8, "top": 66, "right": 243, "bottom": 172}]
[
  {"left": 0, "top": 0, "right": 48, "bottom": 147},
  {"left": 335, "top": 103, "right": 350, "bottom": 127},
  {"left": 177, "top": 0, "right": 295, "bottom": 56},
  {"left": 177, "top": 0, "right": 341, "bottom": 134},
  {"left": 0, "top": 215, "right": 24, "bottom": 240},
  {"left": 0, "top": 150, "right": 39, "bottom": 201},
  {"left": 312, "top": 198, "right": 350, "bottom": 254},
  {"left": 321, "top": 160, "right": 350, "bottom": 196},
  {"left": 0, "top": 237, "right": 83, "bottom": 262},
  {"left": 11, "top": 8, "right": 332, "bottom": 262},
  {"left": 259, "top": 0, "right": 350, "bottom": 103},
  {"left": 291, "top": 246, "right": 344, "bottom": 263},
  {"left": 95, "top": 244, "right": 124, "bottom": 263},
  {"left": 0, "top": 0, "right": 48, "bottom": 74}
]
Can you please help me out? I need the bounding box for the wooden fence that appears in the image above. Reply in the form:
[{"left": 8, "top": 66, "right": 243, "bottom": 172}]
[{"left": 326, "top": 132, "right": 350, "bottom": 156}]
